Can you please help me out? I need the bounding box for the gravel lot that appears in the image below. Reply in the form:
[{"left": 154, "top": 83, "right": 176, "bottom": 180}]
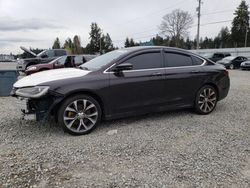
[{"left": 0, "top": 70, "right": 250, "bottom": 187}]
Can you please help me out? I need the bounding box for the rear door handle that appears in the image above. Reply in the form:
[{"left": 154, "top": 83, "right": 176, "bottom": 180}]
[
  {"left": 191, "top": 70, "right": 200, "bottom": 73},
  {"left": 151, "top": 72, "right": 162, "bottom": 76}
]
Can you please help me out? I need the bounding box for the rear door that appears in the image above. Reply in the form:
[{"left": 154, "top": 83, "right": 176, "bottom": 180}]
[
  {"left": 163, "top": 51, "right": 205, "bottom": 106},
  {"left": 107, "top": 49, "right": 166, "bottom": 115}
]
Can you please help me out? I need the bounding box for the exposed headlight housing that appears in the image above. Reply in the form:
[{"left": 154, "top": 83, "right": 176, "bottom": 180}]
[
  {"left": 15, "top": 86, "right": 50, "bottom": 98},
  {"left": 27, "top": 66, "right": 37, "bottom": 71}
]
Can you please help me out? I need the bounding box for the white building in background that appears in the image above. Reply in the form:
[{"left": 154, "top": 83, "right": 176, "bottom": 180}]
[
  {"left": 0, "top": 54, "right": 15, "bottom": 62},
  {"left": 190, "top": 47, "right": 250, "bottom": 58}
]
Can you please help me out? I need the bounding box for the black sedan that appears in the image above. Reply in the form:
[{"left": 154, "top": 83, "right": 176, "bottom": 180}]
[
  {"left": 240, "top": 60, "right": 250, "bottom": 70},
  {"left": 217, "top": 56, "right": 248, "bottom": 69},
  {"left": 12, "top": 47, "right": 230, "bottom": 135}
]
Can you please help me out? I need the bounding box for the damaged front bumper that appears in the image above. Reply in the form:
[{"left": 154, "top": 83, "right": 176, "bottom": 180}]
[{"left": 13, "top": 91, "right": 64, "bottom": 121}]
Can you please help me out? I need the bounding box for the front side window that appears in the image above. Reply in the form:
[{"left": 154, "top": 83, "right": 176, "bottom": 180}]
[
  {"left": 122, "top": 52, "right": 162, "bottom": 70},
  {"left": 164, "top": 52, "right": 193, "bottom": 67}
]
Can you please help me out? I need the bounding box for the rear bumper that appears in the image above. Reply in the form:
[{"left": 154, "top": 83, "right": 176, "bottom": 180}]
[{"left": 218, "top": 75, "right": 230, "bottom": 101}]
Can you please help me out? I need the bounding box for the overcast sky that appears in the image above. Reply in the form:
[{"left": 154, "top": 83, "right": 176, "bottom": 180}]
[{"left": 0, "top": 0, "right": 244, "bottom": 54}]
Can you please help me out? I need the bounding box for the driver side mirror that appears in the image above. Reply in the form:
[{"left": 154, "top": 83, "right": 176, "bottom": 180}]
[{"left": 113, "top": 63, "right": 133, "bottom": 72}]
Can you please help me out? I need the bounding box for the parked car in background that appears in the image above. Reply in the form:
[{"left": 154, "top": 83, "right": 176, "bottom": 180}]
[
  {"left": 217, "top": 56, "right": 248, "bottom": 69},
  {"left": 16, "top": 47, "right": 68, "bottom": 72},
  {"left": 240, "top": 60, "right": 250, "bottom": 70},
  {"left": 203, "top": 52, "right": 231, "bottom": 62},
  {"left": 12, "top": 46, "right": 230, "bottom": 135},
  {"left": 25, "top": 55, "right": 97, "bottom": 75}
]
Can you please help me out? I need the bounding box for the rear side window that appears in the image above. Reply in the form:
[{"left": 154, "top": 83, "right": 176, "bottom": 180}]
[
  {"left": 123, "top": 52, "right": 162, "bottom": 70},
  {"left": 164, "top": 52, "right": 193, "bottom": 67},
  {"left": 192, "top": 56, "right": 204, "bottom": 65},
  {"left": 46, "top": 50, "right": 55, "bottom": 58},
  {"left": 55, "top": 50, "right": 66, "bottom": 56}
]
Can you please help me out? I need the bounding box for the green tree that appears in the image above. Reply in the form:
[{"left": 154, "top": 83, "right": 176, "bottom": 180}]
[
  {"left": 231, "top": 0, "right": 250, "bottom": 47},
  {"left": 86, "top": 23, "right": 102, "bottom": 54},
  {"left": 124, "top": 37, "right": 130, "bottom": 47},
  {"left": 64, "top": 38, "right": 74, "bottom": 54},
  {"left": 73, "top": 35, "right": 83, "bottom": 54},
  {"left": 103, "top": 33, "right": 114, "bottom": 53},
  {"left": 218, "top": 27, "right": 232, "bottom": 48},
  {"left": 52, "top": 37, "right": 61, "bottom": 49}
]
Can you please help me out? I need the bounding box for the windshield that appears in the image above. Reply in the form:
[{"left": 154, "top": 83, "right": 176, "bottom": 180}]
[{"left": 80, "top": 49, "right": 129, "bottom": 70}]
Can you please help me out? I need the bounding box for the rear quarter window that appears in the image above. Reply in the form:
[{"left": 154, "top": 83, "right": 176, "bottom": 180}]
[{"left": 192, "top": 56, "right": 204, "bottom": 65}]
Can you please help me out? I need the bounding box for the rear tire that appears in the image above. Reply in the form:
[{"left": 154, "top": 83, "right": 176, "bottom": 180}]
[
  {"left": 195, "top": 85, "right": 218, "bottom": 115},
  {"left": 58, "top": 94, "right": 101, "bottom": 135}
]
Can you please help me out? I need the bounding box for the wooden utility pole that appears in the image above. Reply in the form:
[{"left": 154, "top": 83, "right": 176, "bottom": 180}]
[{"left": 196, "top": 0, "right": 201, "bottom": 49}]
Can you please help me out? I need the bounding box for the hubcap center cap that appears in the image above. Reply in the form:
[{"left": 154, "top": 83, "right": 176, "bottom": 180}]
[{"left": 78, "top": 112, "right": 86, "bottom": 119}]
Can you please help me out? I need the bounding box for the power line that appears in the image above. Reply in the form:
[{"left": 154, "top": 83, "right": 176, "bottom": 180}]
[
  {"left": 112, "top": 20, "right": 233, "bottom": 43},
  {"left": 105, "top": 0, "right": 193, "bottom": 31}
]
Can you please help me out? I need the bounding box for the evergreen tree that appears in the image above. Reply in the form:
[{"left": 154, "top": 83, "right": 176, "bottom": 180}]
[
  {"left": 103, "top": 33, "right": 114, "bottom": 53},
  {"left": 52, "top": 37, "right": 61, "bottom": 49},
  {"left": 73, "top": 35, "right": 82, "bottom": 54},
  {"left": 86, "top": 23, "right": 102, "bottom": 54},
  {"left": 125, "top": 37, "right": 130, "bottom": 48},
  {"left": 64, "top": 38, "right": 74, "bottom": 54},
  {"left": 231, "top": 0, "right": 250, "bottom": 47}
]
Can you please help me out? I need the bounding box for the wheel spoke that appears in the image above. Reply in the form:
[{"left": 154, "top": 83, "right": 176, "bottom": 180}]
[
  {"left": 87, "top": 111, "right": 98, "bottom": 117},
  {"left": 85, "top": 104, "right": 95, "bottom": 111},
  {"left": 83, "top": 100, "right": 87, "bottom": 111},
  {"left": 87, "top": 117, "right": 96, "bottom": 124},
  {"left": 80, "top": 119, "right": 88, "bottom": 130},
  {"left": 66, "top": 118, "right": 77, "bottom": 128},
  {"left": 64, "top": 117, "right": 76, "bottom": 121},
  {"left": 77, "top": 121, "right": 82, "bottom": 132},
  {"left": 73, "top": 101, "right": 78, "bottom": 112},
  {"left": 66, "top": 107, "right": 76, "bottom": 113}
]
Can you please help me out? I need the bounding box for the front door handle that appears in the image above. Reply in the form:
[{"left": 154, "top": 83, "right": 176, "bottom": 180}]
[{"left": 151, "top": 72, "right": 162, "bottom": 76}]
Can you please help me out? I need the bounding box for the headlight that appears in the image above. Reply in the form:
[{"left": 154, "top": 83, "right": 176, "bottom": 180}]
[
  {"left": 27, "top": 66, "right": 37, "bottom": 71},
  {"left": 15, "top": 86, "right": 49, "bottom": 98}
]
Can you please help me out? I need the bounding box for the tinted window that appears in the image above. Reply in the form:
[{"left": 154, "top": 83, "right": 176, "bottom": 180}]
[
  {"left": 165, "top": 53, "right": 192, "bottom": 67},
  {"left": 214, "top": 53, "right": 224, "bottom": 58},
  {"left": 46, "top": 50, "right": 55, "bottom": 58},
  {"left": 192, "top": 56, "right": 204, "bottom": 65},
  {"left": 55, "top": 50, "right": 66, "bottom": 56},
  {"left": 123, "top": 52, "right": 162, "bottom": 70}
]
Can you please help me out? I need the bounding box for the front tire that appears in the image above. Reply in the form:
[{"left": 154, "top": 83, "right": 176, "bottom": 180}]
[
  {"left": 58, "top": 95, "right": 101, "bottom": 135},
  {"left": 195, "top": 85, "right": 218, "bottom": 115}
]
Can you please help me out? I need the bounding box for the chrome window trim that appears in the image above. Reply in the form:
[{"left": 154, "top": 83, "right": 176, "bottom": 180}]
[{"left": 103, "top": 52, "right": 207, "bottom": 74}]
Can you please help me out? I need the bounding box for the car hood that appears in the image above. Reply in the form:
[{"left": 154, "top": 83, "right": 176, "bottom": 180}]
[
  {"left": 20, "top": 46, "right": 37, "bottom": 57},
  {"left": 14, "top": 68, "right": 91, "bottom": 88}
]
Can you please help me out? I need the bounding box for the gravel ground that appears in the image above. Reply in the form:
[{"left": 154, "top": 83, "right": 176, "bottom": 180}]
[{"left": 0, "top": 70, "right": 250, "bottom": 187}]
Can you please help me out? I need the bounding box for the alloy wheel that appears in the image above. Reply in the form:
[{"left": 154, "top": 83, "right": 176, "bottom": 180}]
[
  {"left": 198, "top": 88, "right": 217, "bottom": 113},
  {"left": 63, "top": 99, "right": 98, "bottom": 133}
]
